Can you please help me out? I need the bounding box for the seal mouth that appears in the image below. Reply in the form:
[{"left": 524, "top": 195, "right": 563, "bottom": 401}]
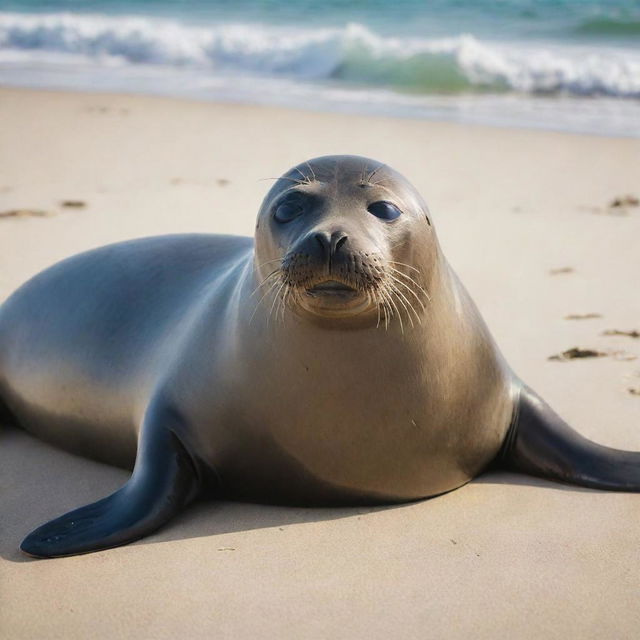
[
  {"left": 306, "top": 280, "right": 359, "bottom": 297},
  {"left": 269, "top": 250, "right": 429, "bottom": 323}
]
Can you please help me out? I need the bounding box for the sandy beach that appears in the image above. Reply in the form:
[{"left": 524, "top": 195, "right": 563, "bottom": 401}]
[{"left": 1, "top": 86, "right": 639, "bottom": 639}]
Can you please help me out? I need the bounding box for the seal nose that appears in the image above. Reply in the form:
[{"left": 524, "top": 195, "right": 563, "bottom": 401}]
[{"left": 314, "top": 231, "right": 349, "bottom": 260}]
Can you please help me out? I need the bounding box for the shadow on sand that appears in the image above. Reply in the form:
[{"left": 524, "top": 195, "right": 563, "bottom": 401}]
[{"left": 1, "top": 424, "right": 599, "bottom": 563}]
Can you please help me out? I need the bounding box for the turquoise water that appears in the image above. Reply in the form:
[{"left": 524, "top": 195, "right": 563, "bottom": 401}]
[
  {"left": 4, "top": 0, "right": 640, "bottom": 41},
  {"left": 1, "top": 1, "right": 639, "bottom": 135}
]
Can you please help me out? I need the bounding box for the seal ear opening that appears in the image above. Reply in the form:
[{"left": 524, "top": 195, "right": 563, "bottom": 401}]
[
  {"left": 421, "top": 205, "right": 431, "bottom": 226},
  {"left": 498, "top": 386, "right": 640, "bottom": 491}
]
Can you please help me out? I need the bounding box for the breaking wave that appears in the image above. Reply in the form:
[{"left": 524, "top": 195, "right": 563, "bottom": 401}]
[{"left": 1, "top": 12, "right": 640, "bottom": 98}]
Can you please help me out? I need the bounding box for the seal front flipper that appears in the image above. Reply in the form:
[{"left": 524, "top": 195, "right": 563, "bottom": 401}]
[
  {"left": 500, "top": 385, "right": 640, "bottom": 491},
  {"left": 20, "top": 413, "right": 200, "bottom": 558}
]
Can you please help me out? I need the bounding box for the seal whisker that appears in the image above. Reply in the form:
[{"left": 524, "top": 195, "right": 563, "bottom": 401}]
[
  {"left": 267, "top": 281, "right": 287, "bottom": 327},
  {"left": 376, "top": 289, "right": 388, "bottom": 331},
  {"left": 254, "top": 267, "right": 280, "bottom": 284},
  {"left": 364, "top": 290, "right": 372, "bottom": 316},
  {"left": 284, "top": 285, "right": 294, "bottom": 323},
  {"left": 377, "top": 300, "right": 386, "bottom": 330},
  {"left": 304, "top": 161, "right": 317, "bottom": 183},
  {"left": 386, "top": 288, "right": 404, "bottom": 334},
  {"left": 387, "top": 260, "right": 422, "bottom": 275},
  {"left": 250, "top": 277, "right": 282, "bottom": 324},
  {"left": 278, "top": 284, "right": 291, "bottom": 326},
  {"left": 250, "top": 269, "right": 280, "bottom": 297},
  {"left": 266, "top": 281, "right": 284, "bottom": 327},
  {"left": 378, "top": 288, "right": 394, "bottom": 332},
  {"left": 387, "top": 282, "right": 417, "bottom": 328},
  {"left": 293, "top": 166, "right": 314, "bottom": 186},
  {"left": 251, "top": 274, "right": 280, "bottom": 304},
  {"left": 273, "top": 283, "right": 284, "bottom": 325},
  {"left": 387, "top": 272, "right": 429, "bottom": 309},
  {"left": 386, "top": 265, "right": 422, "bottom": 285},
  {"left": 386, "top": 266, "right": 431, "bottom": 302},
  {"left": 383, "top": 301, "right": 390, "bottom": 331},
  {"left": 276, "top": 286, "right": 285, "bottom": 325},
  {"left": 277, "top": 296, "right": 285, "bottom": 326},
  {"left": 257, "top": 258, "right": 283, "bottom": 270},
  {"left": 386, "top": 273, "right": 427, "bottom": 311},
  {"left": 386, "top": 265, "right": 429, "bottom": 291},
  {"left": 366, "top": 163, "right": 386, "bottom": 184},
  {"left": 389, "top": 281, "right": 420, "bottom": 325},
  {"left": 259, "top": 176, "right": 305, "bottom": 185}
]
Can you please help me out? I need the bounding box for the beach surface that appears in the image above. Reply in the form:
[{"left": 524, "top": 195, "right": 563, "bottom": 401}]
[{"left": 1, "top": 87, "right": 639, "bottom": 639}]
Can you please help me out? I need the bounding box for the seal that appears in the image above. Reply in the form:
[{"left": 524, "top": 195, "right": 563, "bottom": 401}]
[{"left": 1, "top": 155, "right": 638, "bottom": 558}]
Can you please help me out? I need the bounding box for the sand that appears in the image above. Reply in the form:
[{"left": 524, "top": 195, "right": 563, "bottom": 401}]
[{"left": 1, "top": 87, "right": 639, "bottom": 639}]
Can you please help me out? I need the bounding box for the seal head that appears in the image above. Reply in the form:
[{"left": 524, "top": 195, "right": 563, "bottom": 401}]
[{"left": 254, "top": 156, "right": 435, "bottom": 328}]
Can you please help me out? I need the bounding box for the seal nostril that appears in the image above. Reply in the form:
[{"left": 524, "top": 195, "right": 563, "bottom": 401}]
[
  {"left": 314, "top": 232, "right": 331, "bottom": 258},
  {"left": 330, "top": 231, "right": 348, "bottom": 256}
]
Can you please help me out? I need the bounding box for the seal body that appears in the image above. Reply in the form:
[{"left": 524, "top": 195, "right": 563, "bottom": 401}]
[
  {"left": 0, "top": 240, "right": 511, "bottom": 505},
  {"left": 1, "top": 155, "right": 638, "bottom": 558}
]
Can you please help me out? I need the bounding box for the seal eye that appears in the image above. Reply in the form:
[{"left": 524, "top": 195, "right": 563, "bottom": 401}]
[
  {"left": 274, "top": 201, "right": 304, "bottom": 223},
  {"left": 367, "top": 201, "right": 402, "bottom": 221}
]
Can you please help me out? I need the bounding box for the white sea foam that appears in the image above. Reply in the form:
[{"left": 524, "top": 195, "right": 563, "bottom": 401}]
[{"left": 1, "top": 12, "right": 640, "bottom": 98}]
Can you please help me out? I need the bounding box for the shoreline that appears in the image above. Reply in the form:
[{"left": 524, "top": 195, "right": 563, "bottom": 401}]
[
  {"left": 2, "top": 83, "right": 639, "bottom": 147},
  {"left": 1, "top": 85, "right": 639, "bottom": 639},
  {"left": 1, "top": 79, "right": 640, "bottom": 140}
]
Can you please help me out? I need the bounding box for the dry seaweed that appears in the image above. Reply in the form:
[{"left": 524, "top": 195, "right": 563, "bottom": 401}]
[
  {"left": 602, "top": 329, "right": 640, "bottom": 339},
  {"left": 61, "top": 200, "right": 87, "bottom": 208},
  {"left": 0, "top": 209, "right": 52, "bottom": 219},
  {"left": 548, "top": 347, "right": 607, "bottom": 361},
  {"left": 565, "top": 313, "right": 602, "bottom": 320}
]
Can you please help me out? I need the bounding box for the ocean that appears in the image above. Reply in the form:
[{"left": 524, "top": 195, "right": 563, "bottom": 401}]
[{"left": 1, "top": 0, "right": 639, "bottom": 136}]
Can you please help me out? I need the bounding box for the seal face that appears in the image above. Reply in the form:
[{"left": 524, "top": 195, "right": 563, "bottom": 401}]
[
  {"left": 254, "top": 157, "right": 436, "bottom": 328},
  {"left": 1, "top": 154, "right": 639, "bottom": 559}
]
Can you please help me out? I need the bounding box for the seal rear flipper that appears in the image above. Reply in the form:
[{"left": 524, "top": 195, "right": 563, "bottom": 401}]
[
  {"left": 20, "top": 426, "right": 200, "bottom": 558},
  {"left": 499, "top": 385, "right": 640, "bottom": 491}
]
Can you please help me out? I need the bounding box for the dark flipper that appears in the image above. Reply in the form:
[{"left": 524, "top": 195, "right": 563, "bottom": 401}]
[
  {"left": 20, "top": 410, "right": 200, "bottom": 558},
  {"left": 499, "top": 385, "right": 640, "bottom": 491}
]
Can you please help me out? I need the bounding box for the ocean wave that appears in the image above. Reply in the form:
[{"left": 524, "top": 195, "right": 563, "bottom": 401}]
[
  {"left": 1, "top": 12, "right": 639, "bottom": 98},
  {"left": 575, "top": 16, "right": 640, "bottom": 37}
]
